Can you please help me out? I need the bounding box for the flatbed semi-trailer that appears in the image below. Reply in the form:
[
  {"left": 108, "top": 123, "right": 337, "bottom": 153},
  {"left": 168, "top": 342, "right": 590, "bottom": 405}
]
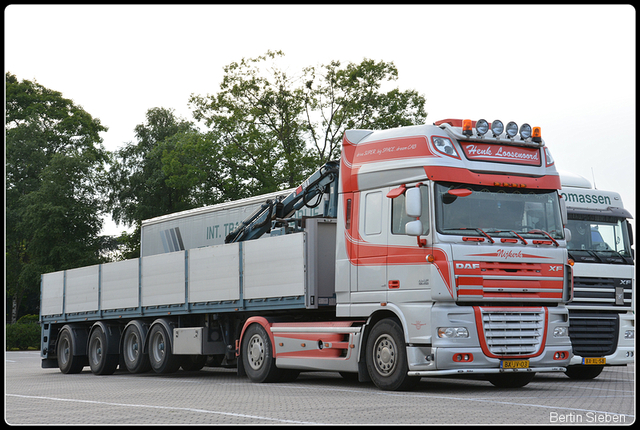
[{"left": 41, "top": 119, "right": 573, "bottom": 390}]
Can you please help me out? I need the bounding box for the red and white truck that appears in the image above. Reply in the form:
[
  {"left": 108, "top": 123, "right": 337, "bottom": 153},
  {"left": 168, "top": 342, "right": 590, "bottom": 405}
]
[
  {"left": 40, "top": 118, "right": 573, "bottom": 390},
  {"left": 559, "top": 171, "right": 634, "bottom": 379}
]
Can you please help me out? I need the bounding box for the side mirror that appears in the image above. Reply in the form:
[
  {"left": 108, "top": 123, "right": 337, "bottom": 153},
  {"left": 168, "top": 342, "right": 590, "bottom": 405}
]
[
  {"left": 406, "top": 187, "right": 422, "bottom": 218},
  {"left": 559, "top": 195, "right": 568, "bottom": 227},
  {"left": 406, "top": 220, "right": 423, "bottom": 237},
  {"left": 564, "top": 227, "right": 572, "bottom": 242}
]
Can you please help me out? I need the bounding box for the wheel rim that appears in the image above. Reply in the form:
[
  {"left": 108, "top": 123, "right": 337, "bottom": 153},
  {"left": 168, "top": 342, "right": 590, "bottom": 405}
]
[
  {"left": 150, "top": 331, "right": 166, "bottom": 364},
  {"left": 373, "top": 334, "right": 397, "bottom": 376},
  {"left": 125, "top": 331, "right": 140, "bottom": 363},
  {"left": 89, "top": 335, "right": 103, "bottom": 367},
  {"left": 59, "top": 337, "right": 71, "bottom": 367},
  {"left": 247, "top": 334, "right": 265, "bottom": 370}
]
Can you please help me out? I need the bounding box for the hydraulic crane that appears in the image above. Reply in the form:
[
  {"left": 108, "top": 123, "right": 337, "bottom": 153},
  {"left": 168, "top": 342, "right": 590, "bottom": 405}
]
[{"left": 224, "top": 160, "right": 340, "bottom": 243}]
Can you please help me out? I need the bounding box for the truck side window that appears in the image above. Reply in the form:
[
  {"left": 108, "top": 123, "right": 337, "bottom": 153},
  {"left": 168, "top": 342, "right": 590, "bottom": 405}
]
[
  {"left": 392, "top": 186, "right": 429, "bottom": 235},
  {"left": 364, "top": 192, "right": 382, "bottom": 235}
]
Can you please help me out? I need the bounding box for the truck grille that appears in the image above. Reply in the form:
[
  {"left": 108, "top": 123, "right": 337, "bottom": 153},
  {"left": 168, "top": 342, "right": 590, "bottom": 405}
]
[
  {"left": 477, "top": 308, "right": 546, "bottom": 357},
  {"left": 568, "top": 312, "right": 618, "bottom": 357},
  {"left": 570, "top": 276, "right": 632, "bottom": 309}
]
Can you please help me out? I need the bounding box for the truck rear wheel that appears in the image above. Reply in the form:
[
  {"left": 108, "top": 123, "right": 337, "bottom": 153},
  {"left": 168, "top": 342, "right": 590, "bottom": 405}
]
[
  {"left": 88, "top": 326, "right": 119, "bottom": 375},
  {"left": 57, "top": 328, "right": 85, "bottom": 374},
  {"left": 148, "top": 323, "right": 181, "bottom": 374},
  {"left": 366, "top": 318, "right": 420, "bottom": 391},
  {"left": 241, "top": 323, "right": 282, "bottom": 383},
  {"left": 122, "top": 323, "right": 151, "bottom": 374}
]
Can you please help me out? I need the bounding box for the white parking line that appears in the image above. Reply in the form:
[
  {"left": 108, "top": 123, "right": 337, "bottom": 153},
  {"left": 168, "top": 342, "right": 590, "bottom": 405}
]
[{"left": 6, "top": 394, "right": 325, "bottom": 425}]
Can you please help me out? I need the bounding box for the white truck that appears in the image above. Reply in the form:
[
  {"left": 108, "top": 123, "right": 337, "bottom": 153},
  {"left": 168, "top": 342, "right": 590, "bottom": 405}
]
[
  {"left": 560, "top": 171, "right": 635, "bottom": 379},
  {"left": 40, "top": 118, "right": 574, "bottom": 391}
]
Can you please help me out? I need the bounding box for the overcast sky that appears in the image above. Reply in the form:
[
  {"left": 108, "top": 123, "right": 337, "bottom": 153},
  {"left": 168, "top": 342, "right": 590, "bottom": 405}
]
[{"left": 5, "top": 4, "right": 635, "bottom": 236}]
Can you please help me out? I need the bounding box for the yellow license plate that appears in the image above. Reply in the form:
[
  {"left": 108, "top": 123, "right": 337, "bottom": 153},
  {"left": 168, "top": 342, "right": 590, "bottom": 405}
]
[
  {"left": 501, "top": 359, "right": 530, "bottom": 369},
  {"left": 583, "top": 357, "right": 606, "bottom": 365}
]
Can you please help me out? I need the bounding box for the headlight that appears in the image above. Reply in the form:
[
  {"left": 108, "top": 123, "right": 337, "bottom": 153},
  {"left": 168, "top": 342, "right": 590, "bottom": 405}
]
[
  {"left": 553, "top": 326, "right": 568, "bottom": 337},
  {"left": 438, "top": 327, "right": 469, "bottom": 338},
  {"left": 432, "top": 136, "right": 459, "bottom": 157},
  {"left": 624, "top": 330, "right": 634, "bottom": 339}
]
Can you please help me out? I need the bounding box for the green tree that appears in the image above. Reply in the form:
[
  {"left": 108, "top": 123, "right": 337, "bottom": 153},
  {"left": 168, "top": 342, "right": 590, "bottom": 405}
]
[
  {"left": 187, "top": 51, "right": 427, "bottom": 199},
  {"left": 190, "top": 51, "right": 317, "bottom": 196},
  {"left": 106, "top": 107, "right": 196, "bottom": 257},
  {"left": 302, "top": 58, "right": 427, "bottom": 163},
  {"left": 6, "top": 72, "right": 110, "bottom": 322}
]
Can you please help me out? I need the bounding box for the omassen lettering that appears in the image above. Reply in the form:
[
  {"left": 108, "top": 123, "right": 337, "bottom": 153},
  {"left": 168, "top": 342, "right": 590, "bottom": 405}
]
[
  {"left": 465, "top": 144, "right": 539, "bottom": 161},
  {"left": 560, "top": 192, "right": 611, "bottom": 206}
]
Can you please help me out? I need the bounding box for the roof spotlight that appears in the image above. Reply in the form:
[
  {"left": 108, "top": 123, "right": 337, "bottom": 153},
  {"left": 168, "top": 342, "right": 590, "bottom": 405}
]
[
  {"left": 506, "top": 121, "right": 518, "bottom": 138},
  {"left": 491, "top": 120, "right": 504, "bottom": 137},
  {"left": 519, "top": 123, "right": 532, "bottom": 140},
  {"left": 476, "top": 119, "right": 489, "bottom": 136}
]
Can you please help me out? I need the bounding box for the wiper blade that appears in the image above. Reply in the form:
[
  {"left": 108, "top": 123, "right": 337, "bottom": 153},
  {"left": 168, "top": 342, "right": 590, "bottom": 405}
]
[
  {"left": 526, "top": 229, "right": 559, "bottom": 247},
  {"left": 484, "top": 229, "right": 528, "bottom": 245},
  {"left": 456, "top": 227, "right": 495, "bottom": 243}
]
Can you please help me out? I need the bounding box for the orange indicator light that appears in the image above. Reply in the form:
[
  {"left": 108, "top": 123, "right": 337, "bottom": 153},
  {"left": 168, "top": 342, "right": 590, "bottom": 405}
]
[{"left": 462, "top": 119, "right": 473, "bottom": 136}]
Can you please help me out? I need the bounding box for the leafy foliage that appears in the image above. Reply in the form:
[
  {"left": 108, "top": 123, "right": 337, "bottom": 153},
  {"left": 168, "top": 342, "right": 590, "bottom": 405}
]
[
  {"left": 5, "top": 72, "right": 110, "bottom": 322},
  {"left": 6, "top": 53, "right": 427, "bottom": 319},
  {"left": 186, "top": 51, "right": 427, "bottom": 200},
  {"left": 6, "top": 315, "right": 41, "bottom": 350}
]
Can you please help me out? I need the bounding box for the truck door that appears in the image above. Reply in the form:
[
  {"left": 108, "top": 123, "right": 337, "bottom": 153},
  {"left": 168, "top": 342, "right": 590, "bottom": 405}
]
[
  {"left": 386, "top": 184, "right": 432, "bottom": 298},
  {"left": 356, "top": 190, "right": 388, "bottom": 302}
]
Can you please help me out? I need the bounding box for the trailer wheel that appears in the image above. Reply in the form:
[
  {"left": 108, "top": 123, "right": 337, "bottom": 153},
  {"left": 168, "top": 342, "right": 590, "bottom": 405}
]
[
  {"left": 366, "top": 318, "right": 420, "bottom": 391},
  {"left": 122, "top": 323, "right": 151, "bottom": 374},
  {"left": 241, "top": 323, "right": 282, "bottom": 383},
  {"left": 148, "top": 324, "right": 181, "bottom": 374},
  {"left": 57, "top": 328, "right": 85, "bottom": 374},
  {"left": 488, "top": 372, "right": 535, "bottom": 388},
  {"left": 88, "top": 326, "right": 119, "bottom": 375}
]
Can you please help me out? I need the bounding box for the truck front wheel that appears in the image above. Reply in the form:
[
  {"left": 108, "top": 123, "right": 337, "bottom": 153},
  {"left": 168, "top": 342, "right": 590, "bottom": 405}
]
[
  {"left": 241, "top": 323, "right": 282, "bottom": 383},
  {"left": 366, "top": 318, "right": 420, "bottom": 391},
  {"left": 488, "top": 372, "right": 535, "bottom": 388},
  {"left": 564, "top": 365, "right": 604, "bottom": 380}
]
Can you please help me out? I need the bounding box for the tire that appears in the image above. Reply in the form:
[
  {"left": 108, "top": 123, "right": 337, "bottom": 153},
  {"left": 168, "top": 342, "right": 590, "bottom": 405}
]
[
  {"left": 122, "top": 323, "right": 151, "bottom": 374},
  {"left": 241, "top": 323, "right": 282, "bottom": 383},
  {"left": 57, "top": 328, "right": 85, "bottom": 374},
  {"left": 488, "top": 372, "right": 535, "bottom": 388},
  {"left": 148, "top": 323, "right": 181, "bottom": 374},
  {"left": 365, "top": 318, "right": 420, "bottom": 391},
  {"left": 88, "top": 327, "right": 119, "bottom": 375},
  {"left": 181, "top": 355, "right": 206, "bottom": 371},
  {"left": 564, "top": 365, "right": 604, "bottom": 380}
]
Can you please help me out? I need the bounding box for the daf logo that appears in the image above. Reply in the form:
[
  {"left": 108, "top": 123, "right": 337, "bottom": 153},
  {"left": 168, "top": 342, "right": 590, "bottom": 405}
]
[
  {"left": 456, "top": 263, "right": 480, "bottom": 270},
  {"left": 549, "top": 265, "right": 563, "bottom": 272}
]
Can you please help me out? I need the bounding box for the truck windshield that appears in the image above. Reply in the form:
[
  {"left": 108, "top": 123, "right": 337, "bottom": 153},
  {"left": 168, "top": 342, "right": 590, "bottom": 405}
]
[
  {"left": 566, "top": 214, "right": 633, "bottom": 263},
  {"left": 435, "top": 182, "right": 564, "bottom": 240}
]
